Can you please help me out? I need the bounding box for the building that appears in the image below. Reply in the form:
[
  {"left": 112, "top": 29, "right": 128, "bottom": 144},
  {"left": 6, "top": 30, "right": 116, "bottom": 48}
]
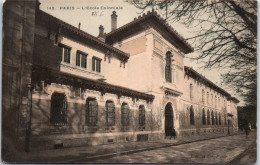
[{"left": 2, "top": 0, "right": 239, "bottom": 153}]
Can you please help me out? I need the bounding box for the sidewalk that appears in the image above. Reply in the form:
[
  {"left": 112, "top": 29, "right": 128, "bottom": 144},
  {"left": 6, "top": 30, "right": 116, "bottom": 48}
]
[{"left": 12, "top": 131, "right": 248, "bottom": 163}]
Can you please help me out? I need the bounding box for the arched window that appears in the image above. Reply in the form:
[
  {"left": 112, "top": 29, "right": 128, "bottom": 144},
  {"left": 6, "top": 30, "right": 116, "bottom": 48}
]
[
  {"left": 86, "top": 98, "right": 98, "bottom": 126},
  {"left": 139, "top": 105, "right": 145, "bottom": 126},
  {"left": 207, "top": 109, "right": 210, "bottom": 125},
  {"left": 106, "top": 101, "right": 115, "bottom": 126},
  {"left": 190, "top": 84, "right": 193, "bottom": 99},
  {"left": 225, "top": 114, "right": 227, "bottom": 125},
  {"left": 50, "top": 93, "right": 67, "bottom": 125},
  {"left": 190, "top": 106, "right": 195, "bottom": 125},
  {"left": 202, "top": 90, "right": 205, "bottom": 103},
  {"left": 121, "top": 103, "right": 130, "bottom": 126},
  {"left": 165, "top": 52, "right": 172, "bottom": 82},
  {"left": 207, "top": 92, "right": 209, "bottom": 104},
  {"left": 215, "top": 111, "right": 218, "bottom": 125},
  {"left": 211, "top": 94, "right": 213, "bottom": 105},
  {"left": 211, "top": 111, "right": 214, "bottom": 125},
  {"left": 219, "top": 112, "right": 221, "bottom": 125},
  {"left": 202, "top": 109, "right": 206, "bottom": 125},
  {"left": 215, "top": 96, "right": 217, "bottom": 107}
]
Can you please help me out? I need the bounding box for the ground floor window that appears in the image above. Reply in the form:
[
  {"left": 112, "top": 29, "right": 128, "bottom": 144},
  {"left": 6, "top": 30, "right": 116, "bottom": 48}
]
[
  {"left": 202, "top": 109, "right": 206, "bottom": 125},
  {"left": 86, "top": 98, "right": 98, "bottom": 126},
  {"left": 211, "top": 111, "right": 214, "bottom": 125},
  {"left": 50, "top": 93, "right": 67, "bottom": 125},
  {"left": 106, "top": 101, "right": 115, "bottom": 126},
  {"left": 139, "top": 105, "right": 145, "bottom": 126},
  {"left": 121, "top": 103, "right": 130, "bottom": 126},
  {"left": 190, "top": 106, "right": 195, "bottom": 125},
  {"left": 207, "top": 109, "right": 210, "bottom": 125}
]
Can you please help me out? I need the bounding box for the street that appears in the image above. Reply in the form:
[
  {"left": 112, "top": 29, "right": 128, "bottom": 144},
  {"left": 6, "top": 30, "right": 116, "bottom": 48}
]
[{"left": 82, "top": 133, "right": 256, "bottom": 164}]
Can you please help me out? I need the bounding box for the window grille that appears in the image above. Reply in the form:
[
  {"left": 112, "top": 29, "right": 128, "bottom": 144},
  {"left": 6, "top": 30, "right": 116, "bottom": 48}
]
[
  {"left": 50, "top": 93, "right": 67, "bottom": 125},
  {"left": 121, "top": 103, "right": 130, "bottom": 126},
  {"left": 86, "top": 98, "right": 98, "bottom": 126},
  {"left": 139, "top": 105, "right": 145, "bottom": 126},
  {"left": 106, "top": 101, "right": 115, "bottom": 126}
]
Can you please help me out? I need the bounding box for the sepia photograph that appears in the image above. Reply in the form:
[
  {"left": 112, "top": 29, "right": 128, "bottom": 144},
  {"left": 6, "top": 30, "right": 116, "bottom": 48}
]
[{"left": 2, "top": 0, "right": 257, "bottom": 163}]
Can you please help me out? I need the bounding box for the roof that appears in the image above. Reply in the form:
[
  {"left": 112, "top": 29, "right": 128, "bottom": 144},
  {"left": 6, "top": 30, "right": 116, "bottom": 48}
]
[
  {"left": 106, "top": 9, "right": 194, "bottom": 54},
  {"left": 184, "top": 66, "right": 239, "bottom": 103},
  {"left": 32, "top": 65, "right": 154, "bottom": 102},
  {"left": 37, "top": 10, "right": 130, "bottom": 60}
]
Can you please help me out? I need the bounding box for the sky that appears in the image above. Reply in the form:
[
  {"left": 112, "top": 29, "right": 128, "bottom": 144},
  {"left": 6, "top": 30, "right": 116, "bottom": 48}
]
[{"left": 39, "top": 0, "right": 241, "bottom": 105}]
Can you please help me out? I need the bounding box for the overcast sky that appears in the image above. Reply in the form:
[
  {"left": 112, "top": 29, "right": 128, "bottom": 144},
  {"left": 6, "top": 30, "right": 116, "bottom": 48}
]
[{"left": 39, "top": 0, "right": 241, "bottom": 104}]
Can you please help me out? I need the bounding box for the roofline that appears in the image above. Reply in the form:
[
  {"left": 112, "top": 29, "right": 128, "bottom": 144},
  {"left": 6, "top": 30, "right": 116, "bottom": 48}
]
[
  {"left": 184, "top": 66, "right": 239, "bottom": 103},
  {"left": 38, "top": 10, "right": 130, "bottom": 60},
  {"left": 106, "top": 9, "right": 194, "bottom": 54}
]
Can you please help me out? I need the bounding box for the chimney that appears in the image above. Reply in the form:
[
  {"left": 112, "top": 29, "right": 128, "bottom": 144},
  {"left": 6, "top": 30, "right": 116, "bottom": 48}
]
[
  {"left": 111, "top": 11, "right": 117, "bottom": 31},
  {"left": 97, "top": 25, "right": 105, "bottom": 42}
]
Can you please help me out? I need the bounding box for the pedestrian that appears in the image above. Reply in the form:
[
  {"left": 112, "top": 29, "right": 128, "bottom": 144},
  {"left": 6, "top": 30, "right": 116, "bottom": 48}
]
[
  {"left": 170, "top": 128, "right": 176, "bottom": 139},
  {"left": 245, "top": 124, "right": 250, "bottom": 138}
]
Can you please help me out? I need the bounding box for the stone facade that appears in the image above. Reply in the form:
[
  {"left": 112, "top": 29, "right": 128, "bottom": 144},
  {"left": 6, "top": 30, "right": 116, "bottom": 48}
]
[{"left": 2, "top": 0, "right": 239, "bottom": 152}]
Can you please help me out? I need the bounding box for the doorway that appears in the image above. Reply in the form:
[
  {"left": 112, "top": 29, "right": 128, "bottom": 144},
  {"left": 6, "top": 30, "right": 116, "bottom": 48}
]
[{"left": 165, "top": 103, "right": 174, "bottom": 136}]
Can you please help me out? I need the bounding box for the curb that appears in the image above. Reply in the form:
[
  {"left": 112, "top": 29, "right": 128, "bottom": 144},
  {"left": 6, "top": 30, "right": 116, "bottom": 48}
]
[
  {"left": 226, "top": 141, "right": 256, "bottom": 164},
  {"left": 59, "top": 133, "right": 243, "bottom": 163}
]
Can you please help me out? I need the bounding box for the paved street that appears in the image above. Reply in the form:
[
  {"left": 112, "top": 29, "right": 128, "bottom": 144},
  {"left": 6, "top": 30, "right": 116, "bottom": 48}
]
[
  {"left": 82, "top": 133, "right": 256, "bottom": 164},
  {"left": 12, "top": 132, "right": 256, "bottom": 164}
]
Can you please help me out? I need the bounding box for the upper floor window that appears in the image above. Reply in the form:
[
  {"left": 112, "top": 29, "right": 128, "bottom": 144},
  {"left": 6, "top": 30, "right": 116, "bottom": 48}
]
[
  {"left": 139, "top": 105, "right": 145, "bottom": 126},
  {"left": 92, "top": 57, "right": 101, "bottom": 73},
  {"left": 76, "top": 51, "right": 87, "bottom": 68},
  {"left": 211, "top": 94, "right": 213, "bottom": 105},
  {"left": 190, "top": 84, "right": 193, "bottom": 100},
  {"left": 165, "top": 52, "right": 172, "bottom": 83},
  {"left": 86, "top": 98, "right": 98, "bottom": 126},
  {"left": 60, "top": 45, "right": 71, "bottom": 64},
  {"left": 106, "top": 101, "right": 115, "bottom": 126},
  {"left": 50, "top": 93, "right": 67, "bottom": 125},
  {"left": 121, "top": 103, "right": 130, "bottom": 126}
]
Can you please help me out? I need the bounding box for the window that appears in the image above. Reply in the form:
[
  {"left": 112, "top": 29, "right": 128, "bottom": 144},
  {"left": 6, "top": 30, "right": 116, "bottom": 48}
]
[
  {"left": 207, "top": 109, "right": 210, "bottom": 125},
  {"left": 190, "top": 84, "right": 193, "bottom": 100},
  {"left": 50, "top": 93, "right": 67, "bottom": 125},
  {"left": 202, "top": 90, "right": 205, "bottom": 103},
  {"left": 219, "top": 112, "right": 221, "bottom": 125},
  {"left": 86, "top": 98, "right": 98, "bottom": 126},
  {"left": 121, "top": 103, "right": 130, "bottom": 126},
  {"left": 202, "top": 109, "right": 206, "bottom": 125},
  {"left": 76, "top": 51, "right": 87, "bottom": 68},
  {"left": 211, "top": 111, "right": 214, "bottom": 125},
  {"left": 92, "top": 57, "right": 101, "bottom": 72},
  {"left": 139, "top": 105, "right": 145, "bottom": 126},
  {"left": 106, "top": 101, "right": 115, "bottom": 126},
  {"left": 215, "top": 96, "right": 217, "bottom": 107},
  {"left": 225, "top": 114, "right": 227, "bottom": 125},
  {"left": 211, "top": 94, "right": 213, "bottom": 105},
  {"left": 215, "top": 111, "right": 218, "bottom": 125},
  {"left": 190, "top": 106, "right": 195, "bottom": 125},
  {"left": 165, "top": 52, "right": 172, "bottom": 82},
  {"left": 60, "top": 45, "right": 71, "bottom": 64},
  {"left": 207, "top": 92, "right": 209, "bottom": 104}
]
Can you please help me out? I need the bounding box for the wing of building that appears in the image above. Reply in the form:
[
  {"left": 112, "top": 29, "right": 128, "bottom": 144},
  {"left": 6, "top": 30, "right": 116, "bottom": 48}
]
[{"left": 2, "top": 0, "right": 239, "bottom": 152}]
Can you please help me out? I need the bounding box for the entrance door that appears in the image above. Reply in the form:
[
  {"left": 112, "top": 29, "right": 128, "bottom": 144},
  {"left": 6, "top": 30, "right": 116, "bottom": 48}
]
[{"left": 165, "top": 103, "right": 173, "bottom": 136}]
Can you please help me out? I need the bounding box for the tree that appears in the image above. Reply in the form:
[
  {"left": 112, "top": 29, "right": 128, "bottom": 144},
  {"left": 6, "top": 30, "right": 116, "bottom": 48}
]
[{"left": 130, "top": 0, "right": 257, "bottom": 106}]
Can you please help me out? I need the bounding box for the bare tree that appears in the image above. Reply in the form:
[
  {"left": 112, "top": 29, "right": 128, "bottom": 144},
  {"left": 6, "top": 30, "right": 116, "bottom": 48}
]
[{"left": 130, "top": 0, "right": 257, "bottom": 106}]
